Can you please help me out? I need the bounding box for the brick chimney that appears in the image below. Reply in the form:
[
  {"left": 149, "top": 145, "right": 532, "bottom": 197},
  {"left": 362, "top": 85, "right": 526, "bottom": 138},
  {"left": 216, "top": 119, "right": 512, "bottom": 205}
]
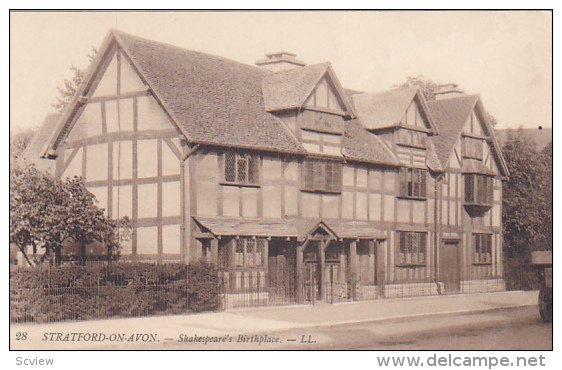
[
  {"left": 434, "top": 83, "right": 465, "bottom": 100},
  {"left": 255, "top": 51, "right": 306, "bottom": 72}
]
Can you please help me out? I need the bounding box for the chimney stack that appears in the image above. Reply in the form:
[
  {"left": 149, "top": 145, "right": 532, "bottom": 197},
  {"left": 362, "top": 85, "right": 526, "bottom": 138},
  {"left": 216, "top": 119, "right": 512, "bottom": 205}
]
[
  {"left": 434, "top": 83, "right": 465, "bottom": 100},
  {"left": 255, "top": 51, "right": 306, "bottom": 72}
]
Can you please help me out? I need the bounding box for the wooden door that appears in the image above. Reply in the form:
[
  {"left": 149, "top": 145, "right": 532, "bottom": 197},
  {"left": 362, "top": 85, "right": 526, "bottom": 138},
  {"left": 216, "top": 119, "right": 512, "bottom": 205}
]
[{"left": 440, "top": 240, "right": 461, "bottom": 293}]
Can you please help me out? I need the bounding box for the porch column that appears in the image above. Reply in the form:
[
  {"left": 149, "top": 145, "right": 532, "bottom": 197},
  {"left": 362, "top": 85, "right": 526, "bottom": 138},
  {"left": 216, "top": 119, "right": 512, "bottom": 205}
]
[
  {"left": 228, "top": 239, "right": 236, "bottom": 292},
  {"left": 262, "top": 239, "right": 269, "bottom": 289},
  {"left": 296, "top": 242, "right": 304, "bottom": 303},
  {"left": 369, "top": 240, "right": 376, "bottom": 285},
  {"left": 376, "top": 240, "right": 386, "bottom": 297},
  {"left": 349, "top": 240, "right": 357, "bottom": 300},
  {"left": 319, "top": 240, "right": 326, "bottom": 301},
  {"left": 210, "top": 238, "right": 219, "bottom": 264}
]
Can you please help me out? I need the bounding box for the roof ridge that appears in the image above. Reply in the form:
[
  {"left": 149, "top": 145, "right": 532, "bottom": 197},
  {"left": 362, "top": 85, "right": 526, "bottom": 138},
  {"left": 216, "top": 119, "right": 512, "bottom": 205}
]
[
  {"left": 111, "top": 29, "right": 268, "bottom": 75},
  {"left": 427, "top": 93, "right": 479, "bottom": 104}
]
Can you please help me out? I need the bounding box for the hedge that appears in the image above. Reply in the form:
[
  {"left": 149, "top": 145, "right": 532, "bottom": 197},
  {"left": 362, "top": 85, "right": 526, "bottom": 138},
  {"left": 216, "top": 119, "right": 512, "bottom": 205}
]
[{"left": 10, "top": 261, "right": 222, "bottom": 323}]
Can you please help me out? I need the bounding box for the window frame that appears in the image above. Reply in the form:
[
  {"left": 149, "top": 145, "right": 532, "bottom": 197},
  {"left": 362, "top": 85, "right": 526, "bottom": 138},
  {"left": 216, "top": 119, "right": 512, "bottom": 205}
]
[
  {"left": 464, "top": 174, "right": 494, "bottom": 207},
  {"left": 473, "top": 233, "right": 493, "bottom": 265},
  {"left": 221, "top": 152, "right": 260, "bottom": 187},
  {"left": 396, "top": 231, "right": 427, "bottom": 267},
  {"left": 301, "top": 159, "right": 343, "bottom": 194},
  {"left": 234, "top": 238, "right": 264, "bottom": 269},
  {"left": 398, "top": 167, "right": 428, "bottom": 200}
]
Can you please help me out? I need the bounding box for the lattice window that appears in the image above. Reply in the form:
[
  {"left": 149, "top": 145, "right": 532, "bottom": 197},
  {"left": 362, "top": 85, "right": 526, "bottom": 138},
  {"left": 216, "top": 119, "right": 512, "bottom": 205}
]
[
  {"left": 217, "top": 244, "right": 229, "bottom": 269},
  {"left": 399, "top": 167, "right": 427, "bottom": 198},
  {"left": 235, "top": 238, "right": 264, "bottom": 268},
  {"left": 462, "top": 137, "right": 484, "bottom": 159},
  {"left": 397, "top": 231, "right": 427, "bottom": 266},
  {"left": 301, "top": 160, "right": 342, "bottom": 193},
  {"left": 474, "top": 233, "right": 492, "bottom": 264},
  {"left": 223, "top": 152, "right": 259, "bottom": 185},
  {"left": 464, "top": 174, "right": 493, "bottom": 205}
]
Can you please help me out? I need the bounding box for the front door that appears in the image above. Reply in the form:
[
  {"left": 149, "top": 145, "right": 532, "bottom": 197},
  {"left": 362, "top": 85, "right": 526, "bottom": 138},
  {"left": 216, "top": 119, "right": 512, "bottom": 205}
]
[
  {"left": 303, "top": 242, "right": 321, "bottom": 302},
  {"left": 439, "top": 240, "right": 461, "bottom": 293}
]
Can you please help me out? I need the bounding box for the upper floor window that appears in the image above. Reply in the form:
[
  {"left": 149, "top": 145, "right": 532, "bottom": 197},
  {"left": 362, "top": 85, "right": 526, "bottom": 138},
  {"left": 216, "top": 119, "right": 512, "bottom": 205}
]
[
  {"left": 301, "top": 160, "right": 342, "bottom": 194},
  {"left": 397, "top": 231, "right": 427, "bottom": 266},
  {"left": 473, "top": 233, "right": 492, "bottom": 264},
  {"left": 223, "top": 152, "right": 259, "bottom": 186},
  {"left": 399, "top": 167, "right": 427, "bottom": 199},
  {"left": 396, "top": 129, "right": 427, "bottom": 148},
  {"left": 462, "top": 137, "right": 484, "bottom": 160},
  {"left": 464, "top": 174, "right": 493, "bottom": 207}
]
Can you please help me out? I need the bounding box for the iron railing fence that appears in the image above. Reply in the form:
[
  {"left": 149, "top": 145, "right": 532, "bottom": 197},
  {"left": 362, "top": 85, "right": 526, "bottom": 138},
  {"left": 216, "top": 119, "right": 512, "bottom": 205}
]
[{"left": 10, "top": 260, "right": 527, "bottom": 323}]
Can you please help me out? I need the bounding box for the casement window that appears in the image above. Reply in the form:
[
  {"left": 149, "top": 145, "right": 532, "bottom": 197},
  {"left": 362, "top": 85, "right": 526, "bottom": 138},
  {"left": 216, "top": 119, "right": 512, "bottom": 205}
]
[
  {"left": 223, "top": 152, "right": 259, "bottom": 186},
  {"left": 462, "top": 137, "right": 484, "bottom": 160},
  {"left": 235, "top": 238, "right": 264, "bottom": 268},
  {"left": 464, "top": 174, "right": 493, "bottom": 206},
  {"left": 473, "top": 233, "right": 492, "bottom": 264},
  {"left": 397, "top": 231, "right": 427, "bottom": 266},
  {"left": 399, "top": 167, "right": 427, "bottom": 199},
  {"left": 301, "top": 160, "right": 343, "bottom": 193},
  {"left": 396, "top": 129, "right": 427, "bottom": 148}
]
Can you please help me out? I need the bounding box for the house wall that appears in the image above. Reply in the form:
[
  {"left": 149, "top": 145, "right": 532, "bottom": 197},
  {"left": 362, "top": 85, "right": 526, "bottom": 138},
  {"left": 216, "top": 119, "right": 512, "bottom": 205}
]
[
  {"left": 444, "top": 112, "right": 503, "bottom": 282},
  {"left": 56, "top": 47, "right": 183, "bottom": 262}
]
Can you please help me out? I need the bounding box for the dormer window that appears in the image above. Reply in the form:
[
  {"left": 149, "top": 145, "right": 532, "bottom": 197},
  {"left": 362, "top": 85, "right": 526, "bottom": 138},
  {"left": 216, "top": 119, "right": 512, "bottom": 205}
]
[
  {"left": 462, "top": 136, "right": 483, "bottom": 160},
  {"left": 396, "top": 129, "right": 427, "bottom": 149},
  {"left": 222, "top": 152, "right": 259, "bottom": 186}
]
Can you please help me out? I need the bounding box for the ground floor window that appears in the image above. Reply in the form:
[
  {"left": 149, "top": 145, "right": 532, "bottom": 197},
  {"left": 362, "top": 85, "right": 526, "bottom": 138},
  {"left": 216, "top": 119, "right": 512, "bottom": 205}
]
[
  {"left": 473, "top": 233, "right": 492, "bottom": 264},
  {"left": 235, "top": 238, "right": 264, "bottom": 268},
  {"left": 397, "top": 231, "right": 427, "bottom": 266}
]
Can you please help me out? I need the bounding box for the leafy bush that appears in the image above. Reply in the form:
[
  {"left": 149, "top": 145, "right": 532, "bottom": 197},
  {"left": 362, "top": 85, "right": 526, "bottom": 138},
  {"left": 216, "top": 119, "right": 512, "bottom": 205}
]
[{"left": 10, "top": 261, "right": 222, "bottom": 323}]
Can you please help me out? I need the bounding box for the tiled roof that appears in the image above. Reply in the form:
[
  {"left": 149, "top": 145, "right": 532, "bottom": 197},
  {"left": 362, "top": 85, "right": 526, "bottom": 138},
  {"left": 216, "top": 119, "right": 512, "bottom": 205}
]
[
  {"left": 195, "top": 217, "right": 386, "bottom": 240},
  {"left": 352, "top": 86, "right": 419, "bottom": 130},
  {"left": 262, "top": 63, "right": 329, "bottom": 112},
  {"left": 342, "top": 119, "right": 399, "bottom": 166},
  {"left": 324, "top": 220, "right": 386, "bottom": 239},
  {"left": 427, "top": 95, "right": 479, "bottom": 167},
  {"left": 114, "top": 31, "right": 305, "bottom": 155},
  {"left": 425, "top": 138, "right": 444, "bottom": 172},
  {"left": 20, "top": 113, "right": 61, "bottom": 175},
  {"left": 194, "top": 217, "right": 298, "bottom": 237}
]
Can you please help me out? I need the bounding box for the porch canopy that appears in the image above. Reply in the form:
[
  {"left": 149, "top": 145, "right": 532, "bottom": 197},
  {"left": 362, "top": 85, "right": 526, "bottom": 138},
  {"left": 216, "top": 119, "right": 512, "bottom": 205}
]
[{"left": 194, "top": 217, "right": 385, "bottom": 241}]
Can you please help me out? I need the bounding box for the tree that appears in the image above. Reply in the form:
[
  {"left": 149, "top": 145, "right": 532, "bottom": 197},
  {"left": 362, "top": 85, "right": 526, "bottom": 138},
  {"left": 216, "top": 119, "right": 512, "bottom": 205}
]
[
  {"left": 394, "top": 75, "right": 498, "bottom": 126},
  {"left": 10, "top": 162, "right": 126, "bottom": 266},
  {"left": 52, "top": 47, "right": 97, "bottom": 112},
  {"left": 501, "top": 129, "right": 550, "bottom": 289},
  {"left": 393, "top": 75, "right": 441, "bottom": 101},
  {"left": 10, "top": 128, "right": 37, "bottom": 159}
]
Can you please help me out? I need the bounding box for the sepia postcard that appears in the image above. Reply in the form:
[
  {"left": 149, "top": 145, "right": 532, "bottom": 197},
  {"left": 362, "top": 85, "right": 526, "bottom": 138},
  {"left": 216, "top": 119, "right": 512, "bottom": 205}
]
[{"left": 8, "top": 9, "right": 552, "bottom": 360}]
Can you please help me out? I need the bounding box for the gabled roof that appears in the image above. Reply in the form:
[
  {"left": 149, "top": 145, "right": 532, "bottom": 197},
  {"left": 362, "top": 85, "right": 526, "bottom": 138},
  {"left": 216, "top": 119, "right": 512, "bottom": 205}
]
[
  {"left": 47, "top": 30, "right": 306, "bottom": 156},
  {"left": 352, "top": 86, "right": 438, "bottom": 133},
  {"left": 262, "top": 62, "right": 356, "bottom": 117},
  {"left": 342, "top": 119, "right": 399, "bottom": 166},
  {"left": 262, "top": 63, "right": 329, "bottom": 111},
  {"left": 20, "top": 113, "right": 61, "bottom": 175},
  {"left": 428, "top": 95, "right": 509, "bottom": 177}
]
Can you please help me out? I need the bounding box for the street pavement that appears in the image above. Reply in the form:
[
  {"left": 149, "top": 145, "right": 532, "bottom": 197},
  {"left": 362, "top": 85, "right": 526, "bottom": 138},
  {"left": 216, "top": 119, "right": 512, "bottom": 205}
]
[{"left": 10, "top": 290, "right": 539, "bottom": 350}]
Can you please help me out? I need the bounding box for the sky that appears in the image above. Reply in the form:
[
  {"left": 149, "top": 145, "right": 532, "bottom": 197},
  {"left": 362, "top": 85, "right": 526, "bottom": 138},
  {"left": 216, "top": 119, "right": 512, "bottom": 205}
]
[{"left": 10, "top": 11, "right": 552, "bottom": 131}]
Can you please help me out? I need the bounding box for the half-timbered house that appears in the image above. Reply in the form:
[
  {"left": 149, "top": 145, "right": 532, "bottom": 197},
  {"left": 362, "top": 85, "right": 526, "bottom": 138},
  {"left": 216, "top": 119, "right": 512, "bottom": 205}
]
[{"left": 31, "top": 30, "right": 509, "bottom": 306}]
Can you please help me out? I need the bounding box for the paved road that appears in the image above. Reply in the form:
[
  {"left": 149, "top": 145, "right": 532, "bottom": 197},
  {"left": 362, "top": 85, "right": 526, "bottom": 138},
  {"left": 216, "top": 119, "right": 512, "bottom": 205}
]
[
  {"left": 164, "top": 306, "right": 551, "bottom": 350},
  {"left": 271, "top": 306, "right": 552, "bottom": 350}
]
